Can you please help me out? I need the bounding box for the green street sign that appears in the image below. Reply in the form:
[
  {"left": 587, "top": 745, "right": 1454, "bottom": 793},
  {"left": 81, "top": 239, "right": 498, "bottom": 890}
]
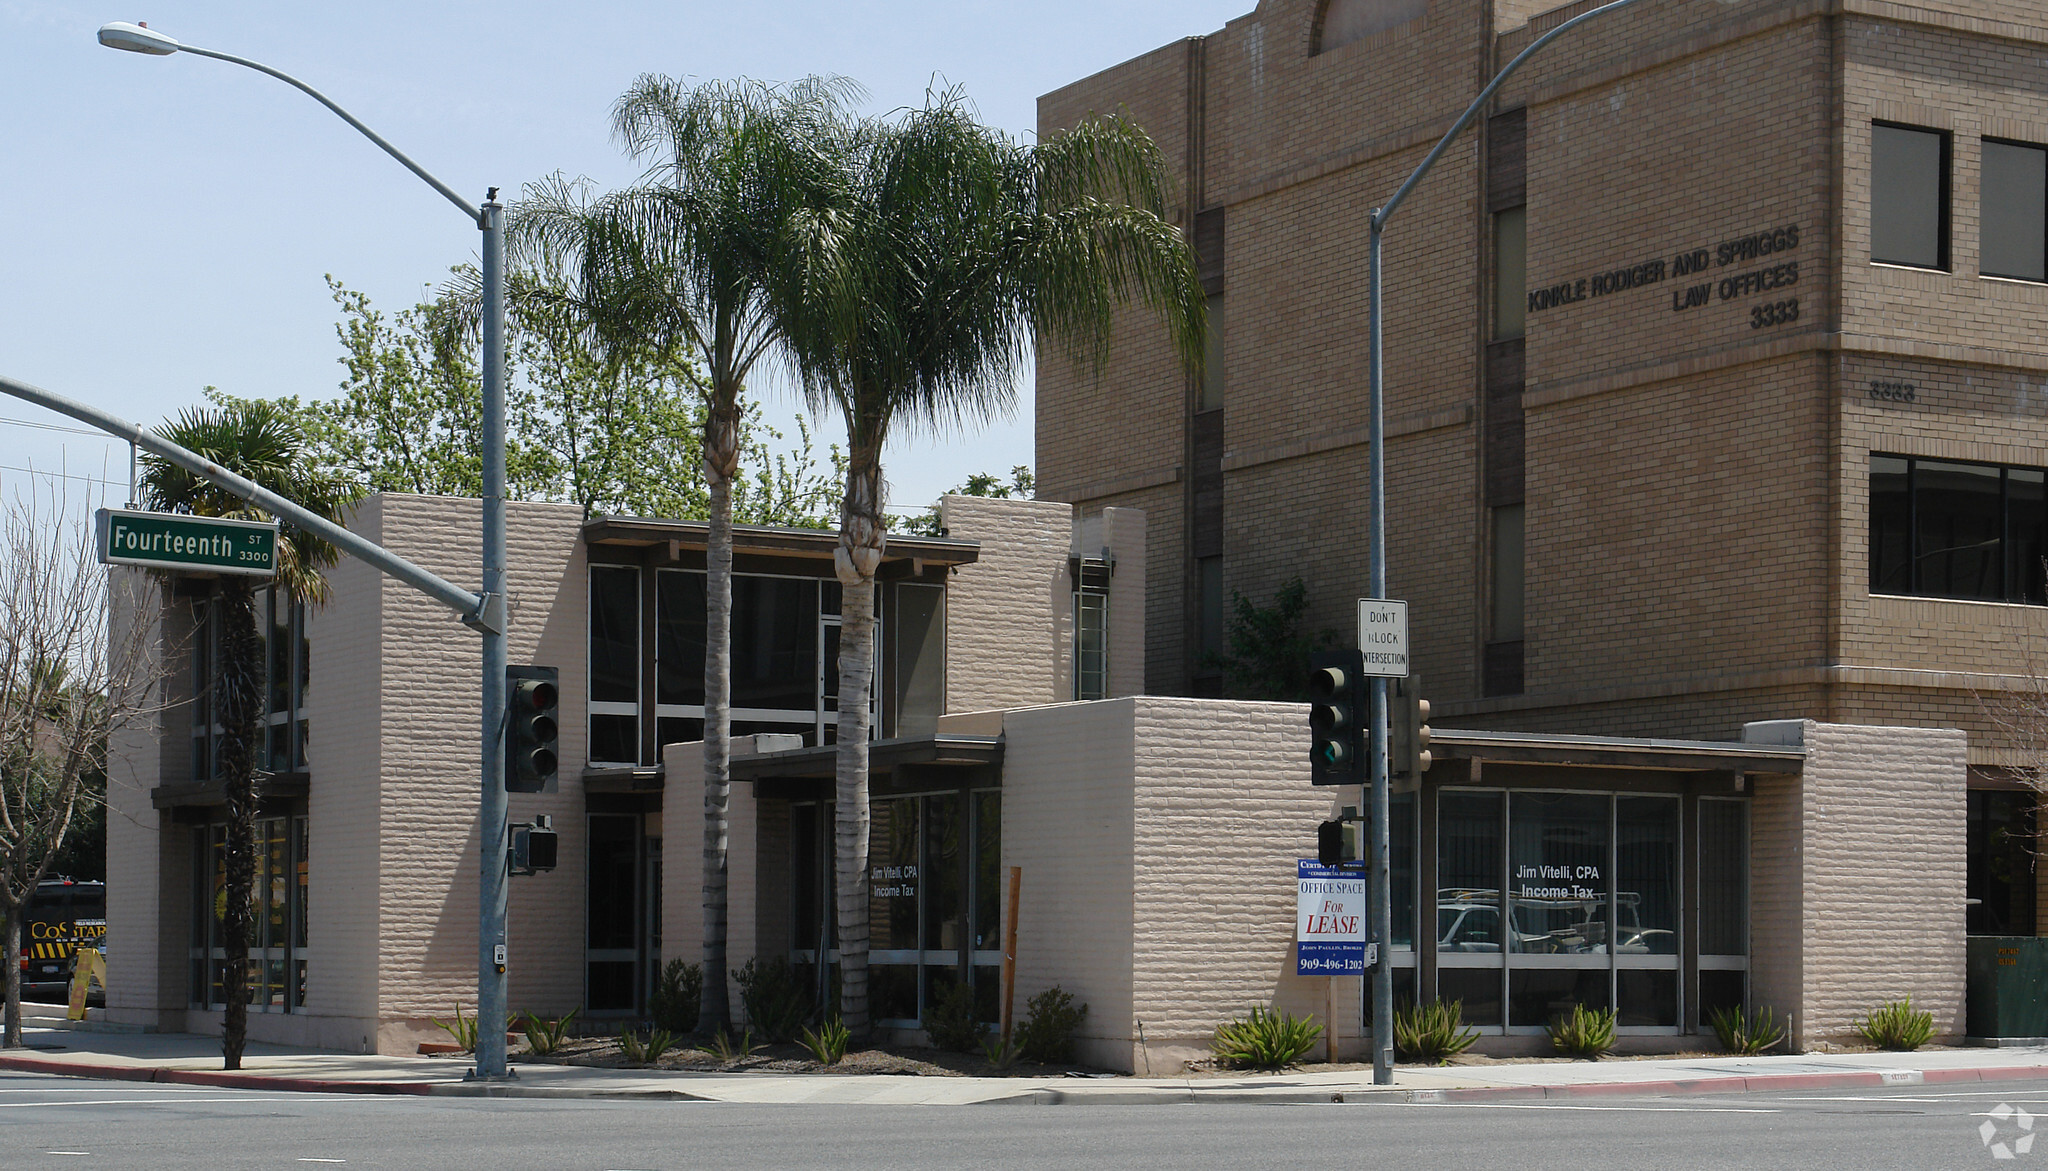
[{"left": 95, "top": 508, "right": 279, "bottom": 577}]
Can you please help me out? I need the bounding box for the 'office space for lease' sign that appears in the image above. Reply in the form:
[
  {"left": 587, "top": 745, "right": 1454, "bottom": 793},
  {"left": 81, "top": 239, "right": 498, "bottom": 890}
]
[{"left": 1296, "top": 860, "right": 1368, "bottom": 976}]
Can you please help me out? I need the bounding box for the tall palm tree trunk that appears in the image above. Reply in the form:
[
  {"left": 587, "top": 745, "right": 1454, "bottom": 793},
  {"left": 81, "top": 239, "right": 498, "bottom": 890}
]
[
  {"left": 832, "top": 445, "right": 886, "bottom": 1040},
  {"left": 697, "top": 400, "right": 741, "bottom": 1036},
  {"left": 215, "top": 579, "right": 262, "bottom": 1070}
]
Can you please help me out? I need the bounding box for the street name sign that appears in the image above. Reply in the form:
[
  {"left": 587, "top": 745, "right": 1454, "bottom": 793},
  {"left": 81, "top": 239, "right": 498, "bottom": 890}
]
[
  {"left": 1356, "top": 598, "right": 1409, "bottom": 677},
  {"left": 96, "top": 508, "right": 278, "bottom": 577}
]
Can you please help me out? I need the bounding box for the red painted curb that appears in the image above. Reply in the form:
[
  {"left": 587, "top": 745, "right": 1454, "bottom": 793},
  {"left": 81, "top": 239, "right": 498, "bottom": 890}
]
[{"left": 0, "top": 1053, "right": 435, "bottom": 1096}]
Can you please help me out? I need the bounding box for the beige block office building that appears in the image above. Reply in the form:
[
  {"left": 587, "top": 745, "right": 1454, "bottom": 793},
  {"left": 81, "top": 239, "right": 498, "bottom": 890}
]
[{"left": 101, "top": 487, "right": 1982, "bottom": 1062}]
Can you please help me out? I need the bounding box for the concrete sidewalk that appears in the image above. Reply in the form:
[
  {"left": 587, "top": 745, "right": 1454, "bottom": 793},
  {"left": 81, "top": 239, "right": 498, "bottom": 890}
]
[{"left": 7, "top": 1010, "right": 2048, "bottom": 1105}]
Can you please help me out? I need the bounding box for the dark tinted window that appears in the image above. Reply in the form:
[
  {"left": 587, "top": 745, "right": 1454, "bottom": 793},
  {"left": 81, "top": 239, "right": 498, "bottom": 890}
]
[
  {"left": 1872, "top": 123, "right": 1949, "bottom": 269},
  {"left": 589, "top": 566, "right": 639, "bottom": 704},
  {"left": 1871, "top": 454, "right": 2048, "bottom": 604},
  {"left": 1982, "top": 139, "right": 2047, "bottom": 282}
]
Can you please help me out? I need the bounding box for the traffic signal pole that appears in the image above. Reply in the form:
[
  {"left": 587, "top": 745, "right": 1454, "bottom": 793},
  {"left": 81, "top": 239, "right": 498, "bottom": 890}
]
[
  {"left": 1365, "top": 216, "right": 1393, "bottom": 1087},
  {"left": 1363, "top": 0, "right": 1653, "bottom": 1086}
]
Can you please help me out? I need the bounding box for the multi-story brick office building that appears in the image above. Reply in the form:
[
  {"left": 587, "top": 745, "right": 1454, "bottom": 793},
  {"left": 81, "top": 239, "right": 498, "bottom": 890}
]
[{"left": 1038, "top": 0, "right": 2048, "bottom": 914}]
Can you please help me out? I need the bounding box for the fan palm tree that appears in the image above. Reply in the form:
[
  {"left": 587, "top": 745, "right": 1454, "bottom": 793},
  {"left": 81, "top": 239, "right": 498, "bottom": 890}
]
[
  {"left": 513, "top": 75, "right": 856, "bottom": 1034},
  {"left": 792, "top": 93, "right": 1206, "bottom": 1038},
  {"left": 140, "top": 400, "right": 363, "bottom": 1070}
]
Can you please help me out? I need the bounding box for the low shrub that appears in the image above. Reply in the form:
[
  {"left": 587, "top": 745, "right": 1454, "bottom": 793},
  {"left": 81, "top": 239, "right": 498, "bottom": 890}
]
[
  {"left": 981, "top": 1033, "right": 1021, "bottom": 1070},
  {"left": 431, "top": 1003, "right": 479, "bottom": 1053},
  {"left": 1393, "top": 999, "right": 1478, "bottom": 1063},
  {"left": 1015, "top": 986, "right": 1088, "bottom": 1065},
  {"left": 1547, "top": 1003, "right": 1616, "bottom": 1059},
  {"left": 800, "top": 1018, "right": 851, "bottom": 1065},
  {"left": 1856, "top": 998, "right": 1934, "bottom": 1051},
  {"left": 520, "top": 1007, "right": 578, "bottom": 1056},
  {"left": 733, "top": 957, "right": 812, "bottom": 1043},
  {"left": 706, "top": 1026, "right": 765, "bottom": 1064},
  {"left": 650, "top": 959, "right": 703, "bottom": 1035},
  {"left": 619, "top": 1026, "right": 680, "bottom": 1065},
  {"left": 1211, "top": 1006, "right": 1324, "bottom": 1070},
  {"left": 923, "top": 982, "right": 989, "bottom": 1053},
  {"left": 1708, "top": 1004, "right": 1785, "bottom": 1056}
]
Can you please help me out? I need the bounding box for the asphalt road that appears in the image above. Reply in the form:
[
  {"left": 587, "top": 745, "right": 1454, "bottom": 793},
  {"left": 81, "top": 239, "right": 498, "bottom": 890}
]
[{"left": 2, "top": 1072, "right": 2044, "bottom": 1170}]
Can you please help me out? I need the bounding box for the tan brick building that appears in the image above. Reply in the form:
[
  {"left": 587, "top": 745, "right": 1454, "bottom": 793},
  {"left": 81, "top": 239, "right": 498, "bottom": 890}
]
[
  {"left": 1040, "top": 0, "right": 2048, "bottom": 732},
  {"left": 1041, "top": 0, "right": 2047, "bottom": 910}
]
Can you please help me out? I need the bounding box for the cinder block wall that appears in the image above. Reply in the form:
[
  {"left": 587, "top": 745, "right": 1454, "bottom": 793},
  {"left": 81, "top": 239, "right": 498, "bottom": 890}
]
[
  {"left": 343, "top": 495, "right": 588, "bottom": 1053},
  {"left": 104, "top": 568, "right": 179, "bottom": 1028},
  {"left": 998, "top": 696, "right": 1356, "bottom": 1073},
  {"left": 998, "top": 699, "right": 1138, "bottom": 1069},
  {"left": 940, "top": 496, "right": 1076, "bottom": 710},
  {"left": 1127, "top": 697, "right": 1357, "bottom": 1070},
  {"left": 1747, "top": 719, "right": 1968, "bottom": 1049}
]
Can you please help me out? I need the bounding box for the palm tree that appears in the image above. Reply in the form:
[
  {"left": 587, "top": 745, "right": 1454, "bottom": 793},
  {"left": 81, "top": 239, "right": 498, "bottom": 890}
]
[
  {"left": 140, "top": 400, "right": 362, "bottom": 1070},
  {"left": 792, "top": 93, "right": 1206, "bottom": 1038},
  {"left": 513, "top": 75, "right": 856, "bottom": 1035}
]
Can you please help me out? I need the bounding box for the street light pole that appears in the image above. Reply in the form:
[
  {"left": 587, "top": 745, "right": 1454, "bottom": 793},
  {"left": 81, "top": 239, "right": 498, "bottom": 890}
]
[
  {"left": 97, "top": 20, "right": 515, "bottom": 1079},
  {"left": 1362, "top": 0, "right": 1656, "bottom": 1086}
]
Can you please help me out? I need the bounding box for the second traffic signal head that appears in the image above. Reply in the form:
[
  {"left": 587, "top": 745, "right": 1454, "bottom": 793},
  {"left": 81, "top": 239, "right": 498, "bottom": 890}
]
[
  {"left": 506, "top": 665, "right": 560, "bottom": 794},
  {"left": 1307, "top": 649, "right": 1366, "bottom": 786},
  {"left": 1390, "top": 675, "right": 1432, "bottom": 790}
]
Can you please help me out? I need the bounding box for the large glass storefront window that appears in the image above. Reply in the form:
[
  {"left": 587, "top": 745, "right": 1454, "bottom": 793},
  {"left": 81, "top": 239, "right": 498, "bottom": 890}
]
[
  {"left": 1698, "top": 797, "right": 1749, "bottom": 1026},
  {"left": 190, "top": 815, "right": 308, "bottom": 1012},
  {"left": 791, "top": 789, "right": 1001, "bottom": 1027},
  {"left": 1435, "top": 789, "right": 1721, "bottom": 1034}
]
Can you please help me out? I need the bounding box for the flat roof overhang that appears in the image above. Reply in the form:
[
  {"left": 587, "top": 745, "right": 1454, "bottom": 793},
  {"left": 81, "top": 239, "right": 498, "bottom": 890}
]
[
  {"left": 582, "top": 516, "right": 981, "bottom": 580},
  {"left": 731, "top": 734, "right": 1004, "bottom": 801},
  {"left": 1430, "top": 728, "right": 1804, "bottom": 775},
  {"left": 152, "top": 772, "right": 311, "bottom": 812}
]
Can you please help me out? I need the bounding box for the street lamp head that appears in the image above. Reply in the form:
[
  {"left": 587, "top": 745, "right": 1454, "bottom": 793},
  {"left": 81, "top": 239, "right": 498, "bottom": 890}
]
[{"left": 97, "top": 21, "right": 180, "bottom": 55}]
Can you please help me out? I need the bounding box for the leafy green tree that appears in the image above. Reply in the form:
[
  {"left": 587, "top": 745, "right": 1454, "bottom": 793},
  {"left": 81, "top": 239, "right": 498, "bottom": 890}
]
[
  {"left": 213, "top": 276, "right": 841, "bottom": 527},
  {"left": 140, "top": 402, "right": 363, "bottom": 1070},
  {"left": 1202, "top": 577, "right": 1339, "bottom": 701},
  {"left": 514, "top": 75, "right": 856, "bottom": 1033},
  {"left": 791, "top": 92, "right": 1205, "bottom": 1037}
]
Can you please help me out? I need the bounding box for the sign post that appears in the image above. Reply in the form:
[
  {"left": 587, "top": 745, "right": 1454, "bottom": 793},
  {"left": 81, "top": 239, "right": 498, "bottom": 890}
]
[{"left": 96, "top": 508, "right": 278, "bottom": 577}]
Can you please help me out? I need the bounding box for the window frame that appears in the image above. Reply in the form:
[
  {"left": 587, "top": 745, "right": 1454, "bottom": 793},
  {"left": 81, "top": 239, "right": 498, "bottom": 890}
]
[
  {"left": 1980, "top": 136, "right": 2048, "bottom": 283},
  {"left": 1870, "top": 121, "right": 1953, "bottom": 271},
  {"left": 1869, "top": 452, "right": 2048, "bottom": 605}
]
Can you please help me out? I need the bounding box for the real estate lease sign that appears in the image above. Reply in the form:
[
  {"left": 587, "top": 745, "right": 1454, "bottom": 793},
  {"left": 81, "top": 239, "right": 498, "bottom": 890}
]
[{"left": 1296, "top": 860, "right": 1368, "bottom": 976}]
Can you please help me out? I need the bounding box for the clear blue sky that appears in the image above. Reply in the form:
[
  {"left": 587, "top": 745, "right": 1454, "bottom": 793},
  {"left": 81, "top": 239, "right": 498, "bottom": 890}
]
[{"left": 0, "top": 0, "right": 1243, "bottom": 517}]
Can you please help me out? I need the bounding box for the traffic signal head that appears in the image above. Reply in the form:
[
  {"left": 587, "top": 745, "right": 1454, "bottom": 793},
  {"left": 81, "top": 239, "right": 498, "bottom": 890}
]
[
  {"left": 506, "top": 665, "right": 560, "bottom": 793},
  {"left": 1317, "top": 819, "right": 1344, "bottom": 867},
  {"left": 1307, "top": 649, "right": 1366, "bottom": 786},
  {"left": 1390, "top": 675, "right": 1432, "bottom": 790},
  {"left": 510, "top": 820, "right": 559, "bottom": 874}
]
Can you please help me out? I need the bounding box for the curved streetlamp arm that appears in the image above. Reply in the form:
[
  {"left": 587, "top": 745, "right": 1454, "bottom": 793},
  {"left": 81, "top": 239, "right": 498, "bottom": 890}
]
[
  {"left": 1374, "top": 0, "right": 1654, "bottom": 230},
  {"left": 0, "top": 371, "right": 495, "bottom": 630},
  {"left": 170, "top": 40, "right": 484, "bottom": 228}
]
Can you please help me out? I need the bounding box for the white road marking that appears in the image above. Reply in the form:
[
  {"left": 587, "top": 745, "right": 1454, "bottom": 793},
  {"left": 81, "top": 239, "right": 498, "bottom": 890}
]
[
  {"left": 45, "top": 1153, "right": 91, "bottom": 1157},
  {"left": 1391, "top": 1101, "right": 1782, "bottom": 1113},
  {"left": 0, "top": 1096, "right": 324, "bottom": 1108},
  {"left": 297, "top": 1160, "right": 347, "bottom": 1164}
]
